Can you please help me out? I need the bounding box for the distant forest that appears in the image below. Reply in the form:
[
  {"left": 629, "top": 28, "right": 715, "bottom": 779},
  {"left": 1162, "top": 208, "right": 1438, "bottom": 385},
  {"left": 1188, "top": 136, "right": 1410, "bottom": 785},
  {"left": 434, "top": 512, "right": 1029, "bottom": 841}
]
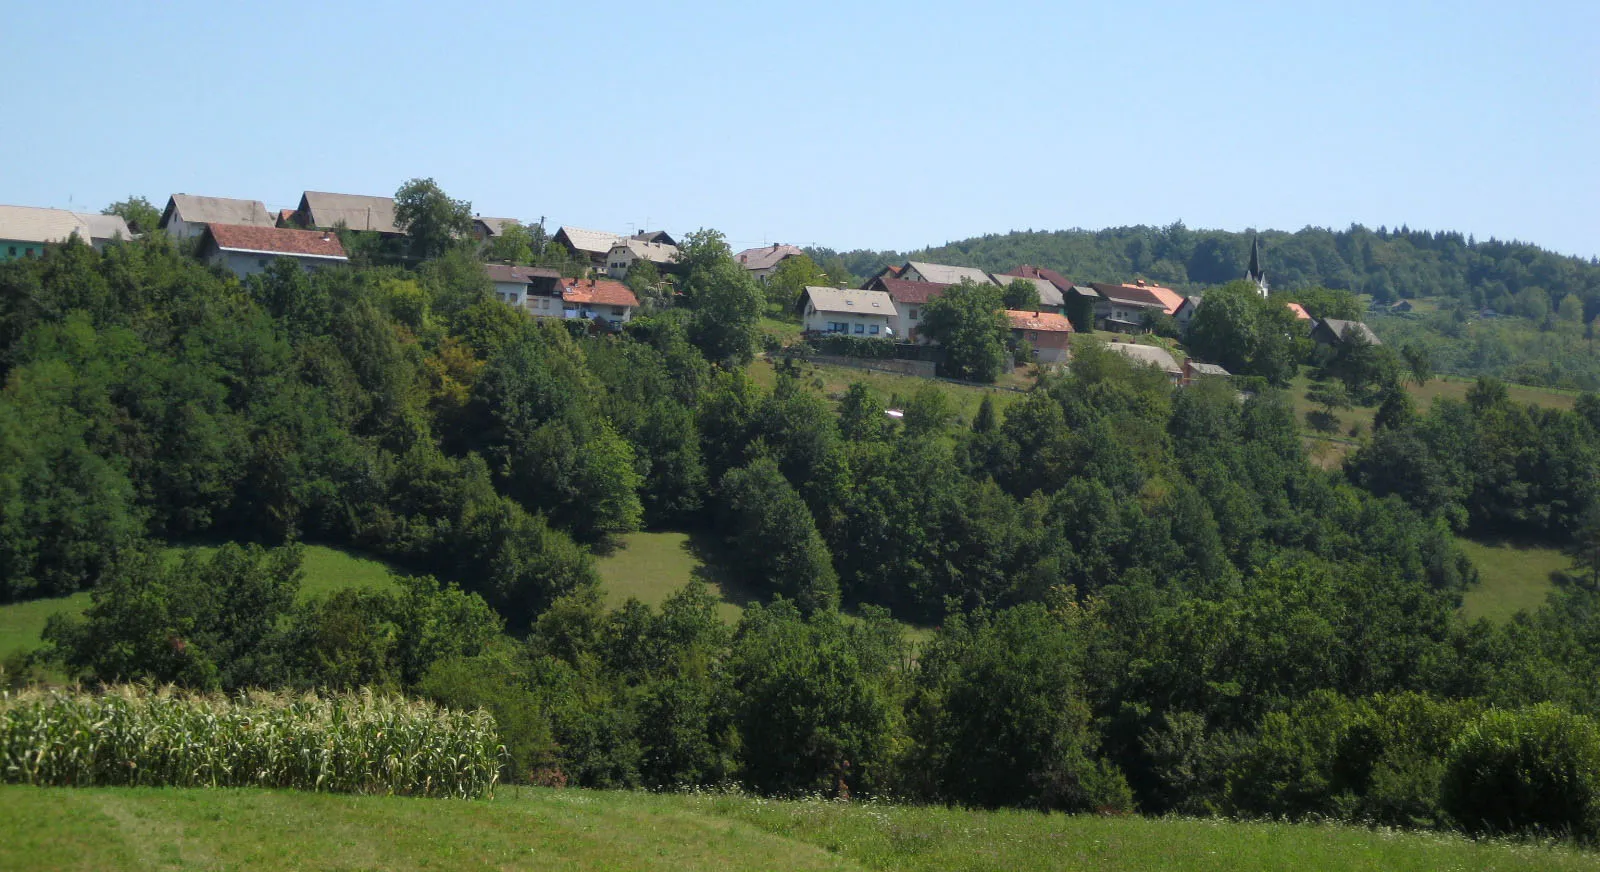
[{"left": 811, "top": 224, "right": 1600, "bottom": 310}]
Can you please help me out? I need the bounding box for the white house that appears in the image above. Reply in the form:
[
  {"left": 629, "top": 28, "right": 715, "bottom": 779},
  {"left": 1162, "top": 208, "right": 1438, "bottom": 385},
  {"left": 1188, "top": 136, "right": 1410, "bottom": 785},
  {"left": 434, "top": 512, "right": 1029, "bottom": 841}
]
[
  {"left": 735, "top": 243, "right": 805, "bottom": 283},
  {"left": 556, "top": 277, "right": 640, "bottom": 328},
  {"left": 199, "top": 224, "right": 347, "bottom": 278},
  {"left": 802, "top": 286, "right": 897, "bottom": 338},
  {"left": 159, "top": 194, "right": 276, "bottom": 241},
  {"left": 866, "top": 277, "right": 947, "bottom": 343},
  {"left": 485, "top": 263, "right": 562, "bottom": 310},
  {"left": 605, "top": 238, "right": 679, "bottom": 279}
]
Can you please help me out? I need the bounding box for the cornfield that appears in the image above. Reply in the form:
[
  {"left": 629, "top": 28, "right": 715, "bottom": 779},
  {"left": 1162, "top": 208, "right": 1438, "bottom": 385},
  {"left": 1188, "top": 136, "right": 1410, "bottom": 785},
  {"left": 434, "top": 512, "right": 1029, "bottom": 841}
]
[{"left": 0, "top": 685, "right": 504, "bottom": 798}]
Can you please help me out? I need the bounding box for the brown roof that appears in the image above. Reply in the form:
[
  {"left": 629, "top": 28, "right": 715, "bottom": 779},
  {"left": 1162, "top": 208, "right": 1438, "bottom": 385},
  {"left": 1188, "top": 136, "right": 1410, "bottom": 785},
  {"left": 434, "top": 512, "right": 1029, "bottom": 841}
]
[
  {"left": 486, "top": 264, "right": 561, "bottom": 283},
  {"left": 207, "top": 224, "right": 347, "bottom": 259},
  {"left": 1005, "top": 310, "right": 1075, "bottom": 333},
  {"left": 560, "top": 277, "right": 639, "bottom": 308},
  {"left": 1090, "top": 282, "right": 1183, "bottom": 314},
  {"left": 1003, "top": 264, "right": 1072, "bottom": 292},
  {"left": 1285, "top": 302, "right": 1312, "bottom": 320},
  {"left": 870, "top": 277, "right": 950, "bottom": 305}
]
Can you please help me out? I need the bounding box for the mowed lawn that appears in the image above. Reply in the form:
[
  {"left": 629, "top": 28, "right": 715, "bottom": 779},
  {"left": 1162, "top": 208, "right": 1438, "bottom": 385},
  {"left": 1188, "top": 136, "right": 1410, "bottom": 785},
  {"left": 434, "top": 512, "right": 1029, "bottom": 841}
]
[
  {"left": 595, "top": 531, "right": 746, "bottom": 624},
  {"left": 1459, "top": 538, "right": 1571, "bottom": 623},
  {"left": 3, "top": 786, "right": 1598, "bottom": 872},
  {"left": 0, "top": 545, "right": 398, "bottom": 662}
]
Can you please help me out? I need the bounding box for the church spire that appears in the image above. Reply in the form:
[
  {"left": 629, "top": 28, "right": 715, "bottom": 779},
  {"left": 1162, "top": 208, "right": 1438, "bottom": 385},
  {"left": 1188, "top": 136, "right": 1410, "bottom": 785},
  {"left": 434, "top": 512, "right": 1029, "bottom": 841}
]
[{"left": 1247, "top": 235, "right": 1268, "bottom": 297}]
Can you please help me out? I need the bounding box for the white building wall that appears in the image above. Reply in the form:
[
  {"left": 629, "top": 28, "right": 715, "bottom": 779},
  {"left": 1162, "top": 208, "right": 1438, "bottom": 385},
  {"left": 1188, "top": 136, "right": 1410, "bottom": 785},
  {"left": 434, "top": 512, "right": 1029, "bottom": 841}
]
[
  {"left": 212, "top": 251, "right": 342, "bottom": 279},
  {"left": 804, "top": 307, "right": 893, "bottom": 337}
]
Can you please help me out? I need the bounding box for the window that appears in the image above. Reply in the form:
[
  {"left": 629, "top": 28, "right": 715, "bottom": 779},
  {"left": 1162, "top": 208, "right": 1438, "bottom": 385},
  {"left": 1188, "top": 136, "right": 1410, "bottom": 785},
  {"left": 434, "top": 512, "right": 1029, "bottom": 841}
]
[
  {"left": 869, "top": 325, "right": 879, "bottom": 335},
  {"left": 6, "top": 246, "right": 14, "bottom": 257},
  {"left": 611, "top": 306, "right": 625, "bottom": 315},
  {"left": 854, "top": 324, "right": 865, "bottom": 335},
  {"left": 909, "top": 308, "right": 919, "bottom": 319},
  {"left": 258, "top": 258, "right": 269, "bottom": 269}
]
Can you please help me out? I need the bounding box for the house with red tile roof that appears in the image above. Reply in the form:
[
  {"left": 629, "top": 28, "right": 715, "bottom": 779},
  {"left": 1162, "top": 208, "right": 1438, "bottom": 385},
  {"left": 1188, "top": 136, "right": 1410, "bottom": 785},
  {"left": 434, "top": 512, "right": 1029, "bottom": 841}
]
[
  {"left": 556, "top": 277, "right": 640, "bottom": 328},
  {"left": 199, "top": 224, "right": 347, "bottom": 278},
  {"left": 486, "top": 263, "right": 562, "bottom": 311},
  {"left": 863, "top": 276, "right": 950, "bottom": 342},
  {"left": 1005, "top": 309, "right": 1074, "bottom": 363},
  {"left": 1088, "top": 280, "right": 1184, "bottom": 332}
]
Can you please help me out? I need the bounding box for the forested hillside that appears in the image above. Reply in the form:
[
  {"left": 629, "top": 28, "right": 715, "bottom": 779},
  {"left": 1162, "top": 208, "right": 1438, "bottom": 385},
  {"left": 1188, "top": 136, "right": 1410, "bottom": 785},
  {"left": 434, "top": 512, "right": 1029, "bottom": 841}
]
[
  {"left": 814, "top": 223, "right": 1600, "bottom": 308},
  {"left": 8, "top": 222, "right": 1600, "bottom": 845}
]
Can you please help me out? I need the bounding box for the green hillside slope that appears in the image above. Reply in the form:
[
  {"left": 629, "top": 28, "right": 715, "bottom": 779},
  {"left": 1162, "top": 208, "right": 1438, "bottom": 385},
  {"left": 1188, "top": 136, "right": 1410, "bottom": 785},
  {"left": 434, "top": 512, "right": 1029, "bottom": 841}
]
[{"left": 2, "top": 786, "right": 1594, "bottom": 872}]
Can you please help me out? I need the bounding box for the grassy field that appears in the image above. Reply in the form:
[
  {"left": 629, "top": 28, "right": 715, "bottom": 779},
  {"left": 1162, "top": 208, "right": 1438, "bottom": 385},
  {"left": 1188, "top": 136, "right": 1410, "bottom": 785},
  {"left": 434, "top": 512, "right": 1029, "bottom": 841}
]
[
  {"left": 595, "top": 531, "right": 935, "bottom": 647},
  {"left": 2, "top": 786, "right": 1596, "bottom": 872},
  {"left": 749, "top": 358, "right": 1025, "bottom": 422},
  {"left": 1458, "top": 538, "right": 1571, "bottom": 623},
  {"left": 595, "top": 531, "right": 748, "bottom": 624},
  {"left": 0, "top": 545, "right": 398, "bottom": 663}
]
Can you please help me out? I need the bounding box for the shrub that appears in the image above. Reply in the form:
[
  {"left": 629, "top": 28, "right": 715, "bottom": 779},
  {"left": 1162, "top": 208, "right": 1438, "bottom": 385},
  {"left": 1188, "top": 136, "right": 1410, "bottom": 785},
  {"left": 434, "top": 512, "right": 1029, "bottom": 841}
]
[
  {"left": 1441, "top": 704, "right": 1600, "bottom": 840},
  {"left": 810, "top": 334, "right": 895, "bottom": 359},
  {"left": 0, "top": 686, "right": 503, "bottom": 798}
]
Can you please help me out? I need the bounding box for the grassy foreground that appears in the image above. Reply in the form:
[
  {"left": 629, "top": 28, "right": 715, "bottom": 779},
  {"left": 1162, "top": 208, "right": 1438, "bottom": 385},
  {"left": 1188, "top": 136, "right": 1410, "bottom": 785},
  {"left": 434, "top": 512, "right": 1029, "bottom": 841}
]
[{"left": 2, "top": 786, "right": 1597, "bottom": 871}]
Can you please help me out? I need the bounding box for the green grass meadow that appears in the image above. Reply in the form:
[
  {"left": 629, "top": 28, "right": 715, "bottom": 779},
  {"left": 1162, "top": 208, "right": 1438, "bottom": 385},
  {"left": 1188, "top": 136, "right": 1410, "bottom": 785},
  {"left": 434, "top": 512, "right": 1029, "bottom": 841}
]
[
  {"left": 2, "top": 786, "right": 1596, "bottom": 872},
  {"left": 1458, "top": 538, "right": 1571, "bottom": 623},
  {"left": 0, "top": 545, "right": 398, "bottom": 663}
]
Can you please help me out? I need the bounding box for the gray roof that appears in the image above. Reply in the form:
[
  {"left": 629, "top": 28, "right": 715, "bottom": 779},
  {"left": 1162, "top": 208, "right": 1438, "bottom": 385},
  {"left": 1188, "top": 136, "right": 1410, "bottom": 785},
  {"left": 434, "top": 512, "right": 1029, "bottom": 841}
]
[
  {"left": 475, "top": 217, "right": 520, "bottom": 237},
  {"left": 163, "top": 194, "right": 275, "bottom": 229},
  {"left": 300, "top": 191, "right": 399, "bottom": 234},
  {"left": 993, "top": 273, "right": 1064, "bottom": 309},
  {"left": 1187, "top": 362, "right": 1230, "bottom": 377},
  {"left": 1318, "top": 318, "right": 1381, "bottom": 346},
  {"left": 736, "top": 243, "right": 805, "bottom": 271},
  {"left": 1105, "top": 342, "right": 1181, "bottom": 373},
  {"left": 485, "top": 264, "right": 561, "bottom": 283},
  {"left": 804, "top": 286, "right": 898, "bottom": 317},
  {"left": 0, "top": 205, "right": 130, "bottom": 245},
  {"left": 610, "top": 238, "right": 679, "bottom": 265},
  {"left": 556, "top": 226, "right": 622, "bottom": 256},
  {"left": 904, "top": 261, "right": 996, "bottom": 285}
]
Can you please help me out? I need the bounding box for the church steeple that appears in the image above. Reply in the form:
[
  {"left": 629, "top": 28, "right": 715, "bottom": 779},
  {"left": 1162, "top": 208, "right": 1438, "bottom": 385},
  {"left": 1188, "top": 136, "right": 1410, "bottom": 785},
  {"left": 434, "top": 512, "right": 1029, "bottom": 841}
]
[{"left": 1247, "top": 235, "right": 1269, "bottom": 297}]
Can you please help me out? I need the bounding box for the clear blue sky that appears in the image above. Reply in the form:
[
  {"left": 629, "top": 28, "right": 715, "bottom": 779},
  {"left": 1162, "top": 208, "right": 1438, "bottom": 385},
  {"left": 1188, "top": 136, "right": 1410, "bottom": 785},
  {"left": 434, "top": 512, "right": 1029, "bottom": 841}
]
[{"left": 3, "top": 1, "right": 1595, "bottom": 257}]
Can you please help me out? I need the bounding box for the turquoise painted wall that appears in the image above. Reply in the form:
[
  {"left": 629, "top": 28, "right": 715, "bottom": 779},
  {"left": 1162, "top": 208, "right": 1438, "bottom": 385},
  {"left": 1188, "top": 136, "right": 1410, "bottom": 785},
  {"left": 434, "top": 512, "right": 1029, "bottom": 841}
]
[{"left": 0, "top": 239, "right": 46, "bottom": 261}]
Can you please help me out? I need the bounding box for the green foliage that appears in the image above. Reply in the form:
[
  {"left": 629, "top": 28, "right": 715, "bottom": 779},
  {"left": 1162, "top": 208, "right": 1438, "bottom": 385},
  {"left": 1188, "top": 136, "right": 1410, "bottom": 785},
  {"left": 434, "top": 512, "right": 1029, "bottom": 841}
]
[
  {"left": 730, "top": 602, "right": 900, "bottom": 796},
  {"left": 1288, "top": 287, "right": 1363, "bottom": 321},
  {"left": 763, "top": 254, "right": 827, "bottom": 315},
  {"left": 678, "top": 230, "right": 763, "bottom": 367},
  {"left": 718, "top": 457, "right": 839, "bottom": 613},
  {"left": 809, "top": 333, "right": 895, "bottom": 358},
  {"left": 920, "top": 279, "right": 1009, "bottom": 383},
  {"left": 1187, "top": 281, "right": 1306, "bottom": 385},
  {"left": 481, "top": 221, "right": 535, "bottom": 265},
  {"left": 0, "top": 686, "right": 502, "bottom": 797},
  {"left": 100, "top": 196, "right": 159, "bottom": 236},
  {"left": 394, "top": 177, "right": 473, "bottom": 261},
  {"left": 912, "top": 605, "right": 1131, "bottom": 811},
  {"left": 1442, "top": 704, "right": 1600, "bottom": 840},
  {"left": 999, "top": 277, "right": 1041, "bottom": 310}
]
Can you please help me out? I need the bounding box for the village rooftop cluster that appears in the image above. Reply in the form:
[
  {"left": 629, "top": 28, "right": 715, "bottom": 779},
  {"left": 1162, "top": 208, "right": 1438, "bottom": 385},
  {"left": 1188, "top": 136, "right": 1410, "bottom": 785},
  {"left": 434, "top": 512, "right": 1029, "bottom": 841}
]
[{"left": 0, "top": 190, "right": 1378, "bottom": 376}]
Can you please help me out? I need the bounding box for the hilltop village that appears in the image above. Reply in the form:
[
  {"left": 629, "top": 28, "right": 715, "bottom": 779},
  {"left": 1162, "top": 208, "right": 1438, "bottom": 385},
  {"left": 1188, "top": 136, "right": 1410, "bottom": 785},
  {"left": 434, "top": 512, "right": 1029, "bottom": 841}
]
[{"left": 0, "top": 187, "right": 1389, "bottom": 395}]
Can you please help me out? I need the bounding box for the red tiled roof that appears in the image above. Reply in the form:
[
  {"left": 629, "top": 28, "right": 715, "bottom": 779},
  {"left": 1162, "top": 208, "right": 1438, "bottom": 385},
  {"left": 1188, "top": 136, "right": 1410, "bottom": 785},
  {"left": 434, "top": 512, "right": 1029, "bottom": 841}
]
[
  {"left": 1005, "top": 310, "right": 1075, "bottom": 332},
  {"left": 1090, "top": 282, "right": 1183, "bottom": 315},
  {"left": 1285, "top": 302, "right": 1312, "bottom": 320},
  {"left": 560, "top": 277, "right": 639, "bottom": 308},
  {"left": 1003, "top": 264, "right": 1072, "bottom": 292},
  {"left": 208, "top": 223, "right": 346, "bottom": 258},
  {"left": 872, "top": 277, "right": 950, "bottom": 305}
]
